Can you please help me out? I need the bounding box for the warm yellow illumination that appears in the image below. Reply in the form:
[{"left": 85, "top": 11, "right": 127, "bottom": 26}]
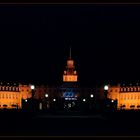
[{"left": 108, "top": 85, "right": 140, "bottom": 110}]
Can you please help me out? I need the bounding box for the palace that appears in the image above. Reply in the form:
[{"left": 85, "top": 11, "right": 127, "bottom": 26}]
[
  {"left": 0, "top": 83, "right": 32, "bottom": 109},
  {"left": 0, "top": 48, "right": 140, "bottom": 111},
  {"left": 107, "top": 84, "right": 140, "bottom": 110}
]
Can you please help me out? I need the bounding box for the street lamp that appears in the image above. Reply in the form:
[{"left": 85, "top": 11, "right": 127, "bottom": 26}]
[
  {"left": 111, "top": 99, "right": 114, "bottom": 103},
  {"left": 45, "top": 94, "right": 49, "bottom": 98},
  {"left": 104, "top": 85, "right": 109, "bottom": 99},
  {"left": 53, "top": 98, "right": 56, "bottom": 102},
  {"left": 83, "top": 99, "right": 86, "bottom": 102},
  {"left": 31, "top": 85, "right": 35, "bottom": 90},
  {"left": 90, "top": 94, "right": 94, "bottom": 98},
  {"left": 104, "top": 85, "right": 109, "bottom": 91},
  {"left": 30, "top": 85, "right": 35, "bottom": 98}
]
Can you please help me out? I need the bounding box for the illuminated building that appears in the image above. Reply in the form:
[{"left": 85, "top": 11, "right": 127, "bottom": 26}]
[
  {"left": 63, "top": 48, "right": 78, "bottom": 82},
  {"left": 107, "top": 84, "right": 140, "bottom": 110},
  {"left": 0, "top": 83, "right": 32, "bottom": 109},
  {"left": 60, "top": 48, "right": 80, "bottom": 109}
]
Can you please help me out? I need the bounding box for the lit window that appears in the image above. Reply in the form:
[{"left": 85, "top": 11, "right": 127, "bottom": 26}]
[
  {"left": 124, "top": 95, "right": 126, "bottom": 100},
  {"left": 131, "top": 94, "right": 133, "bottom": 100},
  {"left": 128, "top": 95, "right": 129, "bottom": 100},
  {"left": 127, "top": 88, "right": 129, "bottom": 92}
]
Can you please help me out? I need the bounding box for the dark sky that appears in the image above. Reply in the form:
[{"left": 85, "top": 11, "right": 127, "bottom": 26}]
[{"left": 0, "top": 4, "right": 140, "bottom": 86}]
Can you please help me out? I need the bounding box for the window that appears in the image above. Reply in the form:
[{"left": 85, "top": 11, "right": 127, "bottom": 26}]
[
  {"left": 9, "top": 87, "right": 11, "bottom": 91},
  {"left": 128, "top": 95, "right": 129, "bottom": 100},
  {"left": 131, "top": 94, "right": 133, "bottom": 100},
  {"left": 127, "top": 88, "right": 129, "bottom": 92},
  {"left": 124, "top": 95, "right": 126, "bottom": 100}
]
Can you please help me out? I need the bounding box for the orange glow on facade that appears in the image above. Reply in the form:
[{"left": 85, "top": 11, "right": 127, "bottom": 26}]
[
  {"left": 0, "top": 84, "right": 32, "bottom": 109},
  {"left": 63, "top": 48, "right": 78, "bottom": 82},
  {"left": 108, "top": 84, "right": 140, "bottom": 110}
]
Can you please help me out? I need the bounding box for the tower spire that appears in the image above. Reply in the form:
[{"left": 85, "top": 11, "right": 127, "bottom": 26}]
[{"left": 69, "top": 47, "right": 71, "bottom": 59}]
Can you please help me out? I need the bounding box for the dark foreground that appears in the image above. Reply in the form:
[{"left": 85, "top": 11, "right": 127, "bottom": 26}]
[{"left": 0, "top": 110, "right": 140, "bottom": 136}]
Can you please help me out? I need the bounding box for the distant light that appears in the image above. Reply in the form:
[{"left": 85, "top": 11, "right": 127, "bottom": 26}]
[
  {"left": 53, "top": 99, "right": 56, "bottom": 102},
  {"left": 83, "top": 99, "right": 86, "bottom": 102},
  {"left": 104, "top": 85, "right": 109, "bottom": 91},
  {"left": 45, "top": 94, "right": 48, "bottom": 98},
  {"left": 90, "top": 94, "right": 94, "bottom": 98},
  {"left": 30, "top": 85, "right": 35, "bottom": 90},
  {"left": 25, "top": 99, "right": 27, "bottom": 102},
  {"left": 111, "top": 100, "right": 114, "bottom": 103}
]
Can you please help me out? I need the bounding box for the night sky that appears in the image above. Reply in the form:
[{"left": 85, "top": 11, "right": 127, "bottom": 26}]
[{"left": 0, "top": 4, "right": 140, "bottom": 86}]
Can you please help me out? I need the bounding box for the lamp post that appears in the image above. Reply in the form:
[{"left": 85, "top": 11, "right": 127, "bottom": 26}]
[
  {"left": 104, "top": 85, "right": 109, "bottom": 99},
  {"left": 45, "top": 93, "right": 49, "bottom": 109},
  {"left": 30, "top": 85, "right": 35, "bottom": 98},
  {"left": 30, "top": 85, "right": 36, "bottom": 110},
  {"left": 90, "top": 94, "right": 94, "bottom": 98}
]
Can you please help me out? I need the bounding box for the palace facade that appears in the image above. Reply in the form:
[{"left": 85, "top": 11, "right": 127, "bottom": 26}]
[
  {"left": 1, "top": 48, "right": 139, "bottom": 111},
  {"left": 107, "top": 84, "right": 140, "bottom": 110}
]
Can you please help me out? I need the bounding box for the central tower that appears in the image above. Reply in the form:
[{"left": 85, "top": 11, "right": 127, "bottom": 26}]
[{"left": 63, "top": 48, "right": 78, "bottom": 82}]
